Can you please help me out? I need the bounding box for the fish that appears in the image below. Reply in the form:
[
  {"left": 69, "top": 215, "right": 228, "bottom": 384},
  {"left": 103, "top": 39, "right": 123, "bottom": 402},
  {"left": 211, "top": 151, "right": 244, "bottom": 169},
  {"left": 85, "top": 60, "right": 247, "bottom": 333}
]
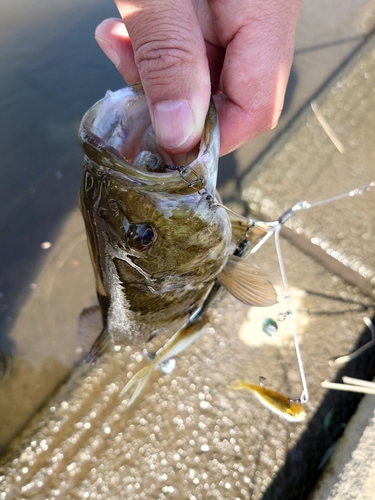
[
  {"left": 227, "top": 379, "right": 306, "bottom": 422},
  {"left": 78, "top": 83, "right": 277, "bottom": 378}
]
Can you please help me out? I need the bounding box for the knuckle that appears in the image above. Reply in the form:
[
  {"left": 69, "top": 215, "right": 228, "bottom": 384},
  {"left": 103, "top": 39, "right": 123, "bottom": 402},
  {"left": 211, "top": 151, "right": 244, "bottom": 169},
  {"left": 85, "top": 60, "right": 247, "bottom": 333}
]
[
  {"left": 127, "top": 6, "right": 205, "bottom": 88},
  {"left": 245, "top": 84, "right": 284, "bottom": 133},
  {"left": 135, "top": 36, "right": 196, "bottom": 83},
  {"left": 258, "top": 106, "right": 280, "bottom": 133},
  {"left": 242, "top": 101, "right": 280, "bottom": 136}
]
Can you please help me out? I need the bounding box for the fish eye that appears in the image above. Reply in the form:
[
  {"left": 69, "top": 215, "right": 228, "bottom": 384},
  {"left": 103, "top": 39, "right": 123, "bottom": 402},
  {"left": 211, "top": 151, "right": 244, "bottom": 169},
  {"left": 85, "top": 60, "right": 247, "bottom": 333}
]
[{"left": 127, "top": 224, "right": 156, "bottom": 252}]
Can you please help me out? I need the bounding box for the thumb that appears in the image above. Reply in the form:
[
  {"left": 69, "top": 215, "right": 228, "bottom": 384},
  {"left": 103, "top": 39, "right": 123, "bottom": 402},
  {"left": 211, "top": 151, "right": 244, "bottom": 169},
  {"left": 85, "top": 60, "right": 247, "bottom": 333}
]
[{"left": 100, "top": 0, "right": 211, "bottom": 153}]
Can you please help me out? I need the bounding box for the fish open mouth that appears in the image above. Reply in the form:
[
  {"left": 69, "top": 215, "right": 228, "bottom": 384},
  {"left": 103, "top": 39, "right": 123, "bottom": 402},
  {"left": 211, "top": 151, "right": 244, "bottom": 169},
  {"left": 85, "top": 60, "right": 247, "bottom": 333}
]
[{"left": 78, "top": 84, "right": 219, "bottom": 194}]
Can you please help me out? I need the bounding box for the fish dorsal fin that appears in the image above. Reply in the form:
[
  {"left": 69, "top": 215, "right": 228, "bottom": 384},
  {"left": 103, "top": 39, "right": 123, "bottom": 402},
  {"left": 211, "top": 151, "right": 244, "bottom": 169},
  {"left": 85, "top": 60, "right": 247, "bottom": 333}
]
[
  {"left": 78, "top": 305, "right": 104, "bottom": 352},
  {"left": 218, "top": 255, "right": 277, "bottom": 306}
]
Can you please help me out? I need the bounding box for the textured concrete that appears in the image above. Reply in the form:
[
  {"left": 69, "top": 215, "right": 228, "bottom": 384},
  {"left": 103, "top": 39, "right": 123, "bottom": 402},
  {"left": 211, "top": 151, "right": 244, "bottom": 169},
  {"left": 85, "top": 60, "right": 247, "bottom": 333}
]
[
  {"left": 0, "top": 240, "right": 373, "bottom": 499},
  {"left": 240, "top": 32, "right": 375, "bottom": 500}
]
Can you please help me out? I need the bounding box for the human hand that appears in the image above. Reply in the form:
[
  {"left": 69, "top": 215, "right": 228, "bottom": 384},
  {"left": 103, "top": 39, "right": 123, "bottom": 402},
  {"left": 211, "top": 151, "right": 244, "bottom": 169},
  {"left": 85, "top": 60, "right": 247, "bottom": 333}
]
[{"left": 95, "top": 0, "right": 301, "bottom": 156}]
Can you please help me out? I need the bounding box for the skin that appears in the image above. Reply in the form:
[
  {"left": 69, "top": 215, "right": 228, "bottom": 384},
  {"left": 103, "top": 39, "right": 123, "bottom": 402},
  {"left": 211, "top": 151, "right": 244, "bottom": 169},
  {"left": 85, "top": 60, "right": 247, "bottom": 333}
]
[{"left": 95, "top": 0, "right": 302, "bottom": 157}]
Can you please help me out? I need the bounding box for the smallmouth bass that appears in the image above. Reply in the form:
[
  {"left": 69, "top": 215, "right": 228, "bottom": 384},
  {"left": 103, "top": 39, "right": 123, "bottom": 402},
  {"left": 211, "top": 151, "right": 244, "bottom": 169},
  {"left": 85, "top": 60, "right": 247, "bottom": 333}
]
[{"left": 78, "top": 84, "right": 277, "bottom": 378}]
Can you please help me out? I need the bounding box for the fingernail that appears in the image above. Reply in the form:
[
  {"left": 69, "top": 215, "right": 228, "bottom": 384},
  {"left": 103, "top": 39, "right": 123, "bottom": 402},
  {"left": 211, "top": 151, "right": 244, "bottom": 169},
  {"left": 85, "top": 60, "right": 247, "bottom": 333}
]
[
  {"left": 95, "top": 36, "right": 120, "bottom": 68},
  {"left": 152, "top": 100, "right": 196, "bottom": 149}
]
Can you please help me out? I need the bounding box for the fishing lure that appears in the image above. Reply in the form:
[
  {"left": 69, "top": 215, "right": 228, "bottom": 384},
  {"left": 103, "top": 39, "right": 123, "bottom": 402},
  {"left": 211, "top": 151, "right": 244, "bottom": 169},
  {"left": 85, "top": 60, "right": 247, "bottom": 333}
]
[{"left": 227, "top": 379, "right": 306, "bottom": 423}]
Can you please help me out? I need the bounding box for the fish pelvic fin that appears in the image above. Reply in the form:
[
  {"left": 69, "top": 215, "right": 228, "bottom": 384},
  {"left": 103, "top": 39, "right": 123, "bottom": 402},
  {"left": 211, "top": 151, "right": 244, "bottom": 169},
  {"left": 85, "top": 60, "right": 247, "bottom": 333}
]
[
  {"left": 119, "top": 314, "right": 210, "bottom": 405},
  {"left": 119, "top": 364, "right": 154, "bottom": 406},
  {"left": 218, "top": 255, "right": 277, "bottom": 306}
]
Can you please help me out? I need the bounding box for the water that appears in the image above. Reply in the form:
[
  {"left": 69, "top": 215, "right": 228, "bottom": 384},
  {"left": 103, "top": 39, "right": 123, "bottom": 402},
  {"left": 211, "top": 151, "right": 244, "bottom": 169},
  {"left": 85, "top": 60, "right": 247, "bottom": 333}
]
[
  {"left": 0, "top": 1, "right": 120, "bottom": 348},
  {"left": 0, "top": 0, "right": 124, "bottom": 451}
]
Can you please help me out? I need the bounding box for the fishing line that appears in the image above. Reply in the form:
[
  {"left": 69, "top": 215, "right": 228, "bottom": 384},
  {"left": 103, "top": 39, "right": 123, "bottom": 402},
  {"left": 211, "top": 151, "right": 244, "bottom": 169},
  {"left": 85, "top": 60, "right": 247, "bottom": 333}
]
[
  {"left": 295, "top": 181, "right": 375, "bottom": 210},
  {"left": 274, "top": 224, "right": 309, "bottom": 403}
]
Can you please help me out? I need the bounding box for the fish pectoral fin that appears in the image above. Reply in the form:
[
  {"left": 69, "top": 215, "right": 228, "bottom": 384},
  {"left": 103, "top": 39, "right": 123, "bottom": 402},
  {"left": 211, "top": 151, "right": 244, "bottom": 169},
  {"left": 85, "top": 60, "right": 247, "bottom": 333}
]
[
  {"left": 218, "top": 255, "right": 277, "bottom": 307},
  {"left": 119, "top": 365, "right": 153, "bottom": 406}
]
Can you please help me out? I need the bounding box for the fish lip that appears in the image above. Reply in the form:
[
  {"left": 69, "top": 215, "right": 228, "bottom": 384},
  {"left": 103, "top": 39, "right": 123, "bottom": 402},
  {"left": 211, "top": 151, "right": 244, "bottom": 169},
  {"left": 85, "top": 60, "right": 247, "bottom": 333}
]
[{"left": 78, "top": 85, "right": 219, "bottom": 194}]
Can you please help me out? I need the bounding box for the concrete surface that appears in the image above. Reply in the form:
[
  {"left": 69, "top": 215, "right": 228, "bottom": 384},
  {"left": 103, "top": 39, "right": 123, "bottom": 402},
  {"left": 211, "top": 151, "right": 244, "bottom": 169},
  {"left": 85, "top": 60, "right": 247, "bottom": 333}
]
[
  {"left": 0, "top": 211, "right": 92, "bottom": 453},
  {"left": 241, "top": 31, "right": 375, "bottom": 500},
  {"left": 0, "top": 239, "right": 373, "bottom": 499}
]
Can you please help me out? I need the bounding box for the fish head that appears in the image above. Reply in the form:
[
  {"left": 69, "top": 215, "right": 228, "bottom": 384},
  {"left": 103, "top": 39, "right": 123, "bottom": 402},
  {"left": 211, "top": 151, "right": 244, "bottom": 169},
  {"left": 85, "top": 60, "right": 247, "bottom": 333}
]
[{"left": 81, "top": 160, "right": 231, "bottom": 282}]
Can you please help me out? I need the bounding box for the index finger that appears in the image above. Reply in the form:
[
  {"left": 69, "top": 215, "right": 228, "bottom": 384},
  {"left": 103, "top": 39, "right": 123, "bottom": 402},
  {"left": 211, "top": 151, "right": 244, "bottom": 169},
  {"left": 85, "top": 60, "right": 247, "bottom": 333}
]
[{"left": 212, "top": 0, "right": 301, "bottom": 156}]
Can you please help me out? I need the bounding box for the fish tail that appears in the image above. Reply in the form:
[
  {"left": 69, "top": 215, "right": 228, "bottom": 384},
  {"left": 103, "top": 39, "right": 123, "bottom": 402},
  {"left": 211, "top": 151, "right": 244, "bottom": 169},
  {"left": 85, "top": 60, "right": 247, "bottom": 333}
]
[
  {"left": 85, "top": 328, "right": 112, "bottom": 363},
  {"left": 119, "top": 364, "right": 154, "bottom": 406}
]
